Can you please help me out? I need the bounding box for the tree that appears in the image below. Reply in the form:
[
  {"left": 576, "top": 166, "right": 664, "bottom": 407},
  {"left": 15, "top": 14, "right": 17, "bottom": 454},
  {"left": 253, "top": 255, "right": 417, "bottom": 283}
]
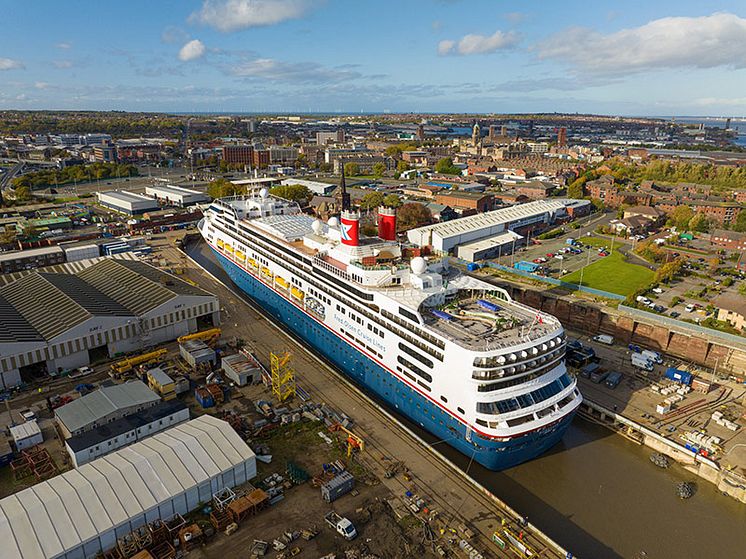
[
  {"left": 434, "top": 157, "right": 460, "bottom": 176},
  {"left": 396, "top": 203, "right": 432, "bottom": 231},
  {"left": 654, "top": 257, "right": 685, "bottom": 284},
  {"left": 707, "top": 257, "right": 720, "bottom": 273},
  {"left": 344, "top": 162, "right": 360, "bottom": 176},
  {"left": 14, "top": 185, "right": 31, "bottom": 201},
  {"left": 207, "top": 178, "right": 245, "bottom": 199},
  {"left": 372, "top": 162, "right": 386, "bottom": 178},
  {"left": 731, "top": 210, "right": 746, "bottom": 233},
  {"left": 396, "top": 160, "right": 410, "bottom": 173},
  {"left": 383, "top": 194, "right": 402, "bottom": 208},
  {"left": 567, "top": 176, "right": 586, "bottom": 199},
  {"left": 688, "top": 213, "right": 710, "bottom": 233},
  {"left": 269, "top": 184, "right": 310, "bottom": 203},
  {"left": 668, "top": 205, "right": 694, "bottom": 230},
  {"left": 360, "top": 191, "right": 385, "bottom": 211}
]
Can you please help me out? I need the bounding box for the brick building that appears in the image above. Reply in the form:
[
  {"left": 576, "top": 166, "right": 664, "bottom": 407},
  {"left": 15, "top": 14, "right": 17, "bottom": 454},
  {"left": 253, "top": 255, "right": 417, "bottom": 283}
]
[
  {"left": 709, "top": 229, "right": 746, "bottom": 251},
  {"left": 222, "top": 145, "right": 253, "bottom": 166},
  {"left": 252, "top": 149, "right": 270, "bottom": 169},
  {"left": 434, "top": 191, "right": 493, "bottom": 213}
]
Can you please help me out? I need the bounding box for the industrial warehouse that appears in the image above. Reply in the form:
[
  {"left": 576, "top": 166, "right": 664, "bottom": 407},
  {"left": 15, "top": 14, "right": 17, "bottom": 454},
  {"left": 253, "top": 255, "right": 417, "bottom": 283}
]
[
  {"left": 0, "top": 258, "right": 219, "bottom": 388},
  {"left": 0, "top": 415, "right": 257, "bottom": 559},
  {"left": 406, "top": 198, "right": 590, "bottom": 254}
]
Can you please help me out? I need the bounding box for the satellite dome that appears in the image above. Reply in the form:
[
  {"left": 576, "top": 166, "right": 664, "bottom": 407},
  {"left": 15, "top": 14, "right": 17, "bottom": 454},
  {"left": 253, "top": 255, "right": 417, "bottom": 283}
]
[
  {"left": 328, "top": 216, "right": 339, "bottom": 228},
  {"left": 259, "top": 188, "right": 268, "bottom": 199},
  {"left": 311, "top": 219, "right": 323, "bottom": 235},
  {"left": 410, "top": 256, "right": 427, "bottom": 275}
]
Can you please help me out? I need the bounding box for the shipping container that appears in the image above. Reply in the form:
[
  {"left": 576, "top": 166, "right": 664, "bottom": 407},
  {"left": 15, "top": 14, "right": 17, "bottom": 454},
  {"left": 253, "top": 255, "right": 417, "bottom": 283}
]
[
  {"left": 195, "top": 387, "right": 215, "bottom": 408},
  {"left": 664, "top": 367, "right": 693, "bottom": 386},
  {"left": 321, "top": 471, "right": 355, "bottom": 503},
  {"left": 513, "top": 261, "right": 539, "bottom": 273}
]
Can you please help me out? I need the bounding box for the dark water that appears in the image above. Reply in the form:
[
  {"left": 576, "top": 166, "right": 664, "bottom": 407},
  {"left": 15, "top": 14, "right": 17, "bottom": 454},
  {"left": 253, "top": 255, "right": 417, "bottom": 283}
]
[{"left": 188, "top": 241, "right": 746, "bottom": 559}]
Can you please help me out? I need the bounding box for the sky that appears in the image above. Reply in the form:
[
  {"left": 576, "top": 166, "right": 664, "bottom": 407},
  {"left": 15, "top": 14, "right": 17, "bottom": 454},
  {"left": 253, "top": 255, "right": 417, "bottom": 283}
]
[{"left": 1, "top": 0, "right": 746, "bottom": 116}]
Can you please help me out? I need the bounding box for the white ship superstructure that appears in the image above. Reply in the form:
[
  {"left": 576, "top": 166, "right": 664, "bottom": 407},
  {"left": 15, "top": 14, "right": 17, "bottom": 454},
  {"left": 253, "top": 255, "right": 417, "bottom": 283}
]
[{"left": 199, "top": 183, "right": 581, "bottom": 469}]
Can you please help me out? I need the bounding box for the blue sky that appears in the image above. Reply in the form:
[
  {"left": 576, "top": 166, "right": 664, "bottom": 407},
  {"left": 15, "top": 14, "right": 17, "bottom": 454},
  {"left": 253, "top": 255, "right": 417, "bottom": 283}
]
[{"left": 1, "top": 0, "right": 746, "bottom": 115}]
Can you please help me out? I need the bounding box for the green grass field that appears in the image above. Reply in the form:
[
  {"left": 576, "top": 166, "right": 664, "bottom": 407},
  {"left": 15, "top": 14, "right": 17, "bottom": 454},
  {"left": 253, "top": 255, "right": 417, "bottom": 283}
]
[{"left": 562, "top": 250, "right": 654, "bottom": 296}]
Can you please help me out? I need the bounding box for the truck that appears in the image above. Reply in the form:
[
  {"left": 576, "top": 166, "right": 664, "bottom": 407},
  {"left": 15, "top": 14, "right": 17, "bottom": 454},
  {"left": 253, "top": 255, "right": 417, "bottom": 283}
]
[
  {"left": 631, "top": 353, "right": 654, "bottom": 372},
  {"left": 605, "top": 371, "right": 623, "bottom": 389},
  {"left": 641, "top": 349, "right": 663, "bottom": 364},
  {"left": 324, "top": 511, "right": 357, "bottom": 540},
  {"left": 592, "top": 334, "right": 614, "bottom": 345}
]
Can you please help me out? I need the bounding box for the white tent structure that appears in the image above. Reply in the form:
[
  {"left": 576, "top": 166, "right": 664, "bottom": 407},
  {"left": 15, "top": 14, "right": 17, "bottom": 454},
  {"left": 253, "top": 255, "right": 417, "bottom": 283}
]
[{"left": 0, "top": 414, "right": 256, "bottom": 559}]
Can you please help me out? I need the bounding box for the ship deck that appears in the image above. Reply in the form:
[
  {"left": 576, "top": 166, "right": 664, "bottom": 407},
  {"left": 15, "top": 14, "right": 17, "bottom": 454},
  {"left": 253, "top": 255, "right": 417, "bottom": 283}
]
[{"left": 422, "top": 297, "right": 558, "bottom": 351}]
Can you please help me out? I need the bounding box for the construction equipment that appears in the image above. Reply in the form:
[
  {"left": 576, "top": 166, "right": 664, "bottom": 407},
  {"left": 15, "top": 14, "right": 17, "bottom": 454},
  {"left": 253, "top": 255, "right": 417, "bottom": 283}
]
[
  {"left": 270, "top": 351, "right": 296, "bottom": 403},
  {"left": 177, "top": 328, "right": 221, "bottom": 346},
  {"left": 329, "top": 422, "right": 364, "bottom": 460},
  {"left": 110, "top": 349, "right": 167, "bottom": 377}
]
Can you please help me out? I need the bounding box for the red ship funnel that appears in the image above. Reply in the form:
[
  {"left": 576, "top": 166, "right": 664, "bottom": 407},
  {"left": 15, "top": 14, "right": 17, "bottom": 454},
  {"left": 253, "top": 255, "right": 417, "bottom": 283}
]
[
  {"left": 377, "top": 206, "right": 396, "bottom": 241},
  {"left": 340, "top": 210, "right": 360, "bottom": 246}
]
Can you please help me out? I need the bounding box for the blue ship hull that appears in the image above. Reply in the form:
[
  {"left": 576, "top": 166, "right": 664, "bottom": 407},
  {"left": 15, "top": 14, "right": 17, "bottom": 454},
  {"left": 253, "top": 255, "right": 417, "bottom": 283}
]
[{"left": 211, "top": 247, "right": 575, "bottom": 470}]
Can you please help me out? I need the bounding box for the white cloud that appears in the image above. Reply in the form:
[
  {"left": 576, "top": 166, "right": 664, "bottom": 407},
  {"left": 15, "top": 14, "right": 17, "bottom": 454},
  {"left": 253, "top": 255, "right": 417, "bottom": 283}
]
[
  {"left": 56, "top": 42, "right": 72, "bottom": 49},
  {"left": 179, "top": 39, "right": 206, "bottom": 61},
  {"left": 504, "top": 12, "right": 526, "bottom": 24},
  {"left": 190, "top": 0, "right": 316, "bottom": 32},
  {"left": 53, "top": 60, "right": 73, "bottom": 69},
  {"left": 34, "top": 81, "right": 50, "bottom": 89},
  {"left": 0, "top": 57, "right": 24, "bottom": 70},
  {"left": 437, "top": 40, "right": 455, "bottom": 56},
  {"left": 538, "top": 12, "right": 746, "bottom": 75},
  {"left": 438, "top": 30, "right": 520, "bottom": 56}
]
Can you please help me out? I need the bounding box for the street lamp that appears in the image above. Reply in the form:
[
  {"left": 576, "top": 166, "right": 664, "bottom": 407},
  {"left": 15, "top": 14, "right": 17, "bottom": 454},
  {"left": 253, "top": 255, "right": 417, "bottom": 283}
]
[{"left": 578, "top": 246, "right": 592, "bottom": 287}]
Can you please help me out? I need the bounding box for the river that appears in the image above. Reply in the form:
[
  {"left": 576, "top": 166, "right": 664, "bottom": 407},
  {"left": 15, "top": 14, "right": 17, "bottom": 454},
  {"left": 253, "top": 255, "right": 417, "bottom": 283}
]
[{"left": 186, "top": 240, "right": 746, "bottom": 559}]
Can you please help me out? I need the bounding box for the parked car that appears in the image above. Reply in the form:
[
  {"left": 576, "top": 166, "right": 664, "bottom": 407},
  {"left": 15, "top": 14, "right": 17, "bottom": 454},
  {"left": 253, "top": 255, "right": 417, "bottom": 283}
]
[
  {"left": 652, "top": 287, "right": 664, "bottom": 294},
  {"left": 546, "top": 253, "right": 554, "bottom": 258},
  {"left": 670, "top": 311, "right": 681, "bottom": 318},
  {"left": 598, "top": 251, "right": 608, "bottom": 257}
]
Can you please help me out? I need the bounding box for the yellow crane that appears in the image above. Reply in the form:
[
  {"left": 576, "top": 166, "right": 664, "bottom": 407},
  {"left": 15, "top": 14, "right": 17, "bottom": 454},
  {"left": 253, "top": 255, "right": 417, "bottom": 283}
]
[
  {"left": 177, "top": 328, "right": 221, "bottom": 346},
  {"left": 111, "top": 348, "right": 168, "bottom": 376},
  {"left": 329, "top": 422, "right": 364, "bottom": 460}
]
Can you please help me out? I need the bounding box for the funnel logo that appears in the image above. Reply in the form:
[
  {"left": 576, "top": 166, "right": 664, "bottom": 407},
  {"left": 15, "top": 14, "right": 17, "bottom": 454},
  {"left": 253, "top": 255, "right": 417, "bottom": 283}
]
[
  {"left": 340, "top": 216, "right": 359, "bottom": 246},
  {"left": 341, "top": 222, "right": 352, "bottom": 241}
]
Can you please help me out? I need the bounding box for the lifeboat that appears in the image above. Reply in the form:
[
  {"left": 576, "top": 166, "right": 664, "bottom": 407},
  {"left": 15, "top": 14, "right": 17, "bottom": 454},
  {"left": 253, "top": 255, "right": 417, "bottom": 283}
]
[
  {"left": 224, "top": 245, "right": 234, "bottom": 254},
  {"left": 247, "top": 258, "right": 258, "bottom": 269},
  {"left": 216, "top": 239, "right": 225, "bottom": 249},
  {"left": 275, "top": 276, "right": 289, "bottom": 290},
  {"left": 261, "top": 267, "right": 272, "bottom": 279},
  {"left": 235, "top": 250, "right": 246, "bottom": 261},
  {"left": 291, "top": 287, "right": 304, "bottom": 300}
]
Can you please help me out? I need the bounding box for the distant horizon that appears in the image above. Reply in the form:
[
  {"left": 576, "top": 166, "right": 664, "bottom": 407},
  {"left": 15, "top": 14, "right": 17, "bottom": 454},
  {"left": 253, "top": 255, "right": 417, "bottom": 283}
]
[{"left": 1, "top": 109, "right": 745, "bottom": 121}]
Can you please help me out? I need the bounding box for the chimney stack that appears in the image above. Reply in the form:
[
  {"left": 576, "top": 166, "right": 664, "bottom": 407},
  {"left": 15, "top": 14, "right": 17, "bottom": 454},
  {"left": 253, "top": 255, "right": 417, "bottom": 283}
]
[
  {"left": 377, "top": 206, "right": 397, "bottom": 241},
  {"left": 340, "top": 210, "right": 360, "bottom": 246}
]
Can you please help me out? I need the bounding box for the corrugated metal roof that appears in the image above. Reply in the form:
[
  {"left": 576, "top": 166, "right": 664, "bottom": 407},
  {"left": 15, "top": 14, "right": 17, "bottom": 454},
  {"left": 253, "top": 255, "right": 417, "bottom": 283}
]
[
  {"left": 55, "top": 381, "right": 161, "bottom": 435},
  {"left": 77, "top": 259, "right": 209, "bottom": 315},
  {"left": 0, "top": 274, "right": 91, "bottom": 340},
  {"left": 39, "top": 273, "right": 133, "bottom": 317},
  {"left": 410, "top": 199, "right": 569, "bottom": 239},
  {"left": 0, "top": 415, "right": 254, "bottom": 559},
  {"left": 0, "top": 294, "right": 42, "bottom": 343}
]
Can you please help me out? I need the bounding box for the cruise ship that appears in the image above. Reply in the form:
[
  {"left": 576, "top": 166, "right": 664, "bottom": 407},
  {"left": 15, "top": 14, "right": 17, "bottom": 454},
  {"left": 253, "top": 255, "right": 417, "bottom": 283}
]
[{"left": 198, "top": 178, "right": 582, "bottom": 470}]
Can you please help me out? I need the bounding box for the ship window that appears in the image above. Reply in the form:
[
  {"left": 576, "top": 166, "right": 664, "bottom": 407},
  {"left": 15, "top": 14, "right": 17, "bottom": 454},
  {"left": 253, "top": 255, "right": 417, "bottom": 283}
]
[
  {"left": 440, "top": 396, "right": 448, "bottom": 403},
  {"left": 399, "top": 306, "right": 420, "bottom": 324},
  {"left": 398, "top": 342, "right": 433, "bottom": 368},
  {"left": 457, "top": 407, "right": 465, "bottom": 414},
  {"left": 397, "top": 356, "right": 432, "bottom": 383}
]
